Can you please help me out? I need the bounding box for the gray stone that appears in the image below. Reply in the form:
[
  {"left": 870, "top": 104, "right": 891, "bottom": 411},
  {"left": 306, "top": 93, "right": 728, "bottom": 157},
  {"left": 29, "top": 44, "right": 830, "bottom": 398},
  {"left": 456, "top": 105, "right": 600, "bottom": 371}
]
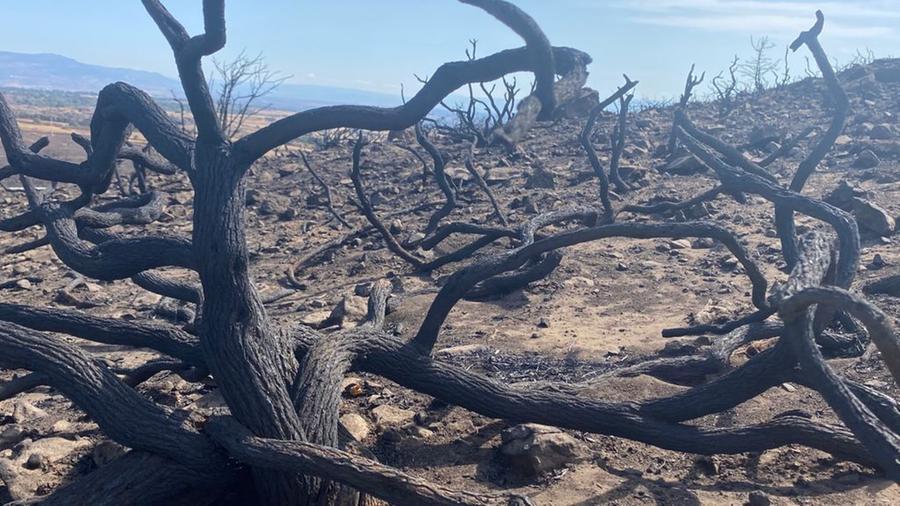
[
  {"left": 499, "top": 424, "right": 588, "bottom": 476},
  {"left": 435, "top": 344, "right": 487, "bottom": 358},
  {"left": 354, "top": 282, "right": 372, "bottom": 297},
  {"left": 258, "top": 197, "right": 289, "bottom": 216},
  {"left": 851, "top": 197, "right": 896, "bottom": 236},
  {"left": 747, "top": 490, "right": 772, "bottom": 506},
  {"left": 340, "top": 413, "right": 372, "bottom": 442},
  {"left": 371, "top": 405, "right": 415, "bottom": 427},
  {"left": 870, "top": 124, "right": 894, "bottom": 140},
  {"left": 668, "top": 239, "right": 692, "bottom": 250},
  {"left": 92, "top": 440, "right": 128, "bottom": 467},
  {"left": 12, "top": 401, "right": 47, "bottom": 423},
  {"left": 23, "top": 453, "right": 44, "bottom": 470},
  {"left": 692, "top": 237, "right": 716, "bottom": 249},
  {"left": 525, "top": 165, "right": 556, "bottom": 190},
  {"left": 852, "top": 149, "right": 880, "bottom": 169},
  {"left": 324, "top": 294, "right": 368, "bottom": 328},
  {"left": 0, "top": 425, "right": 26, "bottom": 450},
  {"left": 664, "top": 155, "right": 707, "bottom": 175}
]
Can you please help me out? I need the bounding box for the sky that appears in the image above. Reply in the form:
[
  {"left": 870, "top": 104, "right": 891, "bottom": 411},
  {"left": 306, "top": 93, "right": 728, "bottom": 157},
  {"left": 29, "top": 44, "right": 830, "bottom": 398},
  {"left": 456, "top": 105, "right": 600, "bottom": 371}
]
[{"left": 2, "top": 1, "right": 899, "bottom": 101}]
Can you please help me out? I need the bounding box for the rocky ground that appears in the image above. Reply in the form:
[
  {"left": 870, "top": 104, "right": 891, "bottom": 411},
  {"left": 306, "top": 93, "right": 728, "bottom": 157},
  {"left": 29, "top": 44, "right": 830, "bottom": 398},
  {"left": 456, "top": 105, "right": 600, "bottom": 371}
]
[{"left": 2, "top": 59, "right": 900, "bottom": 505}]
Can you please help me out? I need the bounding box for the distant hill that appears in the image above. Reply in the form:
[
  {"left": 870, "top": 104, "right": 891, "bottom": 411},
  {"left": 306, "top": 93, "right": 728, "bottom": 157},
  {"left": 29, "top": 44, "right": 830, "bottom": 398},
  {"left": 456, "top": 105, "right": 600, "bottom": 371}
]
[{"left": 0, "top": 51, "right": 402, "bottom": 111}]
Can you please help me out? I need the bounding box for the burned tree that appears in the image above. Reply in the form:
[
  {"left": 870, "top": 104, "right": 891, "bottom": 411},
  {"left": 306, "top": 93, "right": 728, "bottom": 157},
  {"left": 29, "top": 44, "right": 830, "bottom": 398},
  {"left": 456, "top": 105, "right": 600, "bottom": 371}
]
[
  {"left": 666, "top": 63, "right": 705, "bottom": 155},
  {"left": 0, "top": 1, "right": 583, "bottom": 503},
  {"left": 580, "top": 75, "right": 638, "bottom": 215},
  {"left": 712, "top": 55, "right": 741, "bottom": 118},
  {"left": 1, "top": 4, "right": 899, "bottom": 506}
]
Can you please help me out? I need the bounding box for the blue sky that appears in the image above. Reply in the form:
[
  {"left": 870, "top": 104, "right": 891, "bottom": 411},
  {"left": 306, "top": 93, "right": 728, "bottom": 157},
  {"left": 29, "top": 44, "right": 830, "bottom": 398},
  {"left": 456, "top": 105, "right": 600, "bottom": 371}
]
[{"left": 2, "top": 1, "right": 899, "bottom": 100}]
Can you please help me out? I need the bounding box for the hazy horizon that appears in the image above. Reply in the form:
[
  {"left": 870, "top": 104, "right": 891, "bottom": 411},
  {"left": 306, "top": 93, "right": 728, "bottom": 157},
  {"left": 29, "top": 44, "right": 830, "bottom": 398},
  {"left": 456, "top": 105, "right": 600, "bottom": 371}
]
[{"left": 2, "top": 1, "right": 899, "bottom": 101}]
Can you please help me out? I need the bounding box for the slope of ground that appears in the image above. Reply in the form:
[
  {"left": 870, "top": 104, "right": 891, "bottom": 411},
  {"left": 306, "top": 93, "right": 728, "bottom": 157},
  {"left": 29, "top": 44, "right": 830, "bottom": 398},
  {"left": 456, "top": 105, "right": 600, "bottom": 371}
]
[{"left": 2, "top": 59, "right": 900, "bottom": 504}]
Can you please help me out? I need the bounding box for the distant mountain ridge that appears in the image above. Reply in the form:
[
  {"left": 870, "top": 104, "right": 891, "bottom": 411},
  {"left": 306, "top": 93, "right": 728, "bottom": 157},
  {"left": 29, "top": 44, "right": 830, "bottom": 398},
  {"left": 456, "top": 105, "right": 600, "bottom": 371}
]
[{"left": 0, "top": 51, "right": 403, "bottom": 111}]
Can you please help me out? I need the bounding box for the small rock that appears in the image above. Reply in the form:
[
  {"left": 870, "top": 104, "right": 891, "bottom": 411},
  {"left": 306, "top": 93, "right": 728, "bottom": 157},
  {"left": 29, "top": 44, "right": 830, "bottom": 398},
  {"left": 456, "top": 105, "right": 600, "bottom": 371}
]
[
  {"left": 322, "top": 294, "right": 369, "bottom": 328},
  {"left": 851, "top": 198, "right": 896, "bottom": 237},
  {"left": 83, "top": 282, "right": 103, "bottom": 292},
  {"left": 782, "top": 383, "right": 797, "bottom": 392},
  {"left": 53, "top": 290, "right": 84, "bottom": 307},
  {"left": 852, "top": 149, "right": 880, "bottom": 169},
  {"left": 435, "top": 344, "right": 487, "bottom": 358},
  {"left": 747, "top": 490, "right": 771, "bottom": 506},
  {"left": 405, "top": 232, "right": 426, "bottom": 246},
  {"left": 870, "top": 124, "right": 894, "bottom": 140},
  {"left": 245, "top": 189, "right": 262, "bottom": 205},
  {"left": 340, "top": 414, "right": 372, "bottom": 442},
  {"left": 23, "top": 453, "right": 44, "bottom": 470},
  {"left": 870, "top": 254, "right": 887, "bottom": 270},
  {"left": 12, "top": 401, "right": 47, "bottom": 423},
  {"left": 298, "top": 310, "right": 331, "bottom": 327},
  {"left": 692, "top": 238, "right": 715, "bottom": 249},
  {"left": 525, "top": 165, "right": 556, "bottom": 189},
  {"left": 372, "top": 405, "right": 415, "bottom": 427},
  {"left": 389, "top": 219, "right": 404, "bottom": 235},
  {"left": 409, "top": 426, "right": 434, "bottom": 439},
  {"left": 188, "top": 389, "right": 227, "bottom": 413},
  {"left": 381, "top": 428, "right": 404, "bottom": 443},
  {"left": 48, "top": 420, "right": 72, "bottom": 434},
  {"left": 308, "top": 299, "right": 329, "bottom": 309},
  {"left": 562, "top": 276, "right": 595, "bottom": 288},
  {"left": 0, "top": 425, "right": 26, "bottom": 449},
  {"left": 537, "top": 317, "right": 550, "bottom": 329},
  {"left": 664, "top": 155, "right": 707, "bottom": 175},
  {"left": 694, "top": 455, "right": 720, "bottom": 475},
  {"left": 258, "top": 197, "right": 288, "bottom": 216},
  {"left": 14, "top": 279, "right": 31, "bottom": 290},
  {"left": 616, "top": 262, "right": 629, "bottom": 271},
  {"left": 92, "top": 440, "right": 127, "bottom": 467},
  {"left": 342, "top": 377, "right": 366, "bottom": 398},
  {"left": 354, "top": 282, "right": 372, "bottom": 297},
  {"left": 278, "top": 208, "right": 298, "bottom": 221},
  {"left": 668, "top": 239, "right": 692, "bottom": 250},
  {"left": 748, "top": 124, "right": 780, "bottom": 147},
  {"left": 834, "top": 135, "right": 853, "bottom": 146},
  {"left": 720, "top": 257, "right": 740, "bottom": 271},
  {"left": 499, "top": 424, "right": 588, "bottom": 476}
]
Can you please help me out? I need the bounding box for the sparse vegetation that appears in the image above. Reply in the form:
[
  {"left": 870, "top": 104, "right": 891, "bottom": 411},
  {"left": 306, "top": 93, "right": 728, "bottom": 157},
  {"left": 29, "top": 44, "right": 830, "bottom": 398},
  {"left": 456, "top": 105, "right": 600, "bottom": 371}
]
[
  {"left": 741, "top": 35, "right": 779, "bottom": 93},
  {"left": 421, "top": 39, "right": 525, "bottom": 146},
  {"left": 711, "top": 55, "right": 741, "bottom": 117},
  {"left": 210, "top": 50, "right": 289, "bottom": 139}
]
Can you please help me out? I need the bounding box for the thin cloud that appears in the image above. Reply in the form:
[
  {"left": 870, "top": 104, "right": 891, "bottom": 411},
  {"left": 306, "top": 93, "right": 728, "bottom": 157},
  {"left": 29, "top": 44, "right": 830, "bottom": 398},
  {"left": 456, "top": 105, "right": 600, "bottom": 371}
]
[
  {"left": 632, "top": 14, "right": 894, "bottom": 39},
  {"left": 608, "top": 0, "right": 898, "bottom": 39}
]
